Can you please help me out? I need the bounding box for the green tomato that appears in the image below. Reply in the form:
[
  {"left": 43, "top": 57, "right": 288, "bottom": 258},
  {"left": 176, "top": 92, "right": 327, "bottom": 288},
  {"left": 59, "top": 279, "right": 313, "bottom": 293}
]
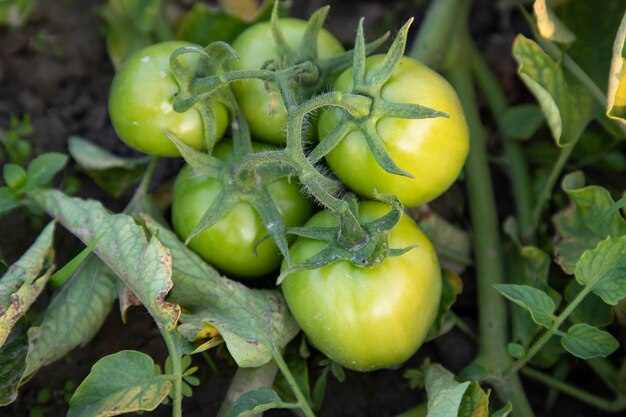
[
  {"left": 318, "top": 55, "right": 469, "bottom": 207},
  {"left": 231, "top": 18, "right": 344, "bottom": 144},
  {"left": 171, "top": 140, "right": 313, "bottom": 278},
  {"left": 281, "top": 201, "right": 441, "bottom": 371},
  {"left": 109, "top": 41, "right": 229, "bottom": 157}
]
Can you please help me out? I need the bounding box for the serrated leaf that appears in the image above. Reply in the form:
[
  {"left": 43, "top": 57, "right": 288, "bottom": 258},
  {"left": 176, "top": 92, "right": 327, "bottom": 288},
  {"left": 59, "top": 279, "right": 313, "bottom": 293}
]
[
  {"left": 553, "top": 172, "right": 626, "bottom": 274},
  {"left": 23, "top": 152, "right": 68, "bottom": 191},
  {"left": 494, "top": 284, "right": 556, "bottom": 328},
  {"left": 142, "top": 216, "right": 299, "bottom": 367},
  {"left": 608, "top": 11, "right": 626, "bottom": 121},
  {"left": 229, "top": 388, "right": 296, "bottom": 417},
  {"left": 67, "top": 350, "right": 172, "bottom": 417},
  {"left": 424, "top": 363, "right": 471, "bottom": 417},
  {"left": 0, "top": 319, "right": 28, "bottom": 405},
  {"left": 30, "top": 189, "right": 180, "bottom": 331},
  {"left": 24, "top": 256, "right": 118, "bottom": 376},
  {"left": 575, "top": 236, "right": 626, "bottom": 305},
  {"left": 0, "top": 187, "right": 21, "bottom": 216},
  {"left": 3, "top": 163, "right": 27, "bottom": 191},
  {"left": 533, "top": 0, "right": 576, "bottom": 44},
  {"left": 512, "top": 35, "right": 595, "bottom": 146},
  {"left": 560, "top": 323, "right": 619, "bottom": 359},
  {"left": 0, "top": 222, "right": 55, "bottom": 347},
  {"left": 501, "top": 104, "right": 545, "bottom": 141}
]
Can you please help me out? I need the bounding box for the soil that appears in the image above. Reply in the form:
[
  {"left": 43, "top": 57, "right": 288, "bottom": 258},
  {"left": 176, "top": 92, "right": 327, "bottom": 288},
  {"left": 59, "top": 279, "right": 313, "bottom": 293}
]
[{"left": 0, "top": 1, "right": 617, "bottom": 416}]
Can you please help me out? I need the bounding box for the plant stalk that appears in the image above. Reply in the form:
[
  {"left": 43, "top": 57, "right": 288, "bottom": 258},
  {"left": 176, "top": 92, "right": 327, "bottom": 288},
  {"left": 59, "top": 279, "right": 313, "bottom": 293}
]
[
  {"left": 521, "top": 367, "right": 626, "bottom": 412},
  {"left": 273, "top": 352, "right": 317, "bottom": 417},
  {"left": 469, "top": 43, "right": 534, "bottom": 243},
  {"left": 162, "top": 331, "right": 183, "bottom": 417}
]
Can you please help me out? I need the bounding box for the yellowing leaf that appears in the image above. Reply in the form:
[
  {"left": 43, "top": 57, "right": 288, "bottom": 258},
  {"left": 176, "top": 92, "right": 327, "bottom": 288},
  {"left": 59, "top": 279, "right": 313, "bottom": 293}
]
[
  {"left": 608, "top": 11, "right": 626, "bottom": 122},
  {"left": 534, "top": 0, "right": 576, "bottom": 44}
]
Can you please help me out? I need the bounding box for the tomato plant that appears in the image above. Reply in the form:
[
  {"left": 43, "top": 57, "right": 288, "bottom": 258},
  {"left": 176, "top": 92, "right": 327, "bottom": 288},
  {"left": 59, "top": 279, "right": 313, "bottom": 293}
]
[
  {"left": 171, "top": 140, "right": 313, "bottom": 278},
  {"left": 108, "top": 41, "right": 229, "bottom": 156},
  {"left": 280, "top": 201, "right": 441, "bottom": 371},
  {"left": 318, "top": 54, "right": 469, "bottom": 207},
  {"left": 231, "top": 18, "right": 345, "bottom": 144}
]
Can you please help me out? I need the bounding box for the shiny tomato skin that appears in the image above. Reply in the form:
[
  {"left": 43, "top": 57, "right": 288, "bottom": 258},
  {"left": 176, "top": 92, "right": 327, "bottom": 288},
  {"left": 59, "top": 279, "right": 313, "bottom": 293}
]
[
  {"left": 109, "top": 41, "right": 229, "bottom": 157},
  {"left": 231, "top": 18, "right": 345, "bottom": 144},
  {"left": 171, "top": 140, "right": 313, "bottom": 278},
  {"left": 318, "top": 55, "right": 469, "bottom": 207},
  {"left": 281, "top": 201, "right": 441, "bottom": 371}
]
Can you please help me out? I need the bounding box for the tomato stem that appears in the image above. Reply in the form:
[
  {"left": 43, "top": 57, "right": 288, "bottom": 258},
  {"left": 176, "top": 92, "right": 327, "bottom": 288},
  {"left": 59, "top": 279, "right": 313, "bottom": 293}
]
[
  {"left": 162, "top": 330, "right": 184, "bottom": 417},
  {"left": 521, "top": 367, "right": 626, "bottom": 412},
  {"left": 273, "top": 351, "right": 317, "bottom": 417},
  {"left": 469, "top": 42, "right": 535, "bottom": 244}
]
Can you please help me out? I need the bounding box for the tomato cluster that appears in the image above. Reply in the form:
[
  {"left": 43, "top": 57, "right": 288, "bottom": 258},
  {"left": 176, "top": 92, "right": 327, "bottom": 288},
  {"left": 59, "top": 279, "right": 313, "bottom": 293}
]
[{"left": 108, "top": 14, "right": 468, "bottom": 371}]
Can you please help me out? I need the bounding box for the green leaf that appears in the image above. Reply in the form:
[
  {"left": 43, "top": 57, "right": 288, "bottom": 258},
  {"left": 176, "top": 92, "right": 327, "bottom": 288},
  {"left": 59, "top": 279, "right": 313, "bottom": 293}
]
[
  {"left": 564, "top": 281, "right": 613, "bottom": 327},
  {"left": 23, "top": 152, "right": 68, "bottom": 191},
  {"left": 553, "top": 172, "right": 626, "bottom": 274},
  {"left": 552, "top": 0, "right": 625, "bottom": 93},
  {"left": 67, "top": 350, "right": 172, "bottom": 417},
  {"left": 608, "top": 10, "right": 626, "bottom": 122},
  {"left": 3, "top": 163, "right": 27, "bottom": 191},
  {"left": 311, "top": 366, "right": 330, "bottom": 411},
  {"left": 0, "top": 319, "right": 28, "bottom": 406},
  {"left": 30, "top": 189, "right": 180, "bottom": 331},
  {"left": 494, "top": 284, "right": 556, "bottom": 328},
  {"left": 512, "top": 35, "right": 595, "bottom": 146},
  {"left": 97, "top": 0, "right": 164, "bottom": 70},
  {"left": 177, "top": 3, "right": 247, "bottom": 46},
  {"left": 501, "top": 104, "right": 545, "bottom": 141},
  {"left": 68, "top": 136, "right": 151, "bottom": 198},
  {"left": 575, "top": 236, "right": 626, "bottom": 305},
  {"left": 507, "top": 343, "right": 526, "bottom": 359},
  {"left": 229, "top": 388, "right": 296, "bottom": 417},
  {"left": 143, "top": 215, "right": 299, "bottom": 367},
  {"left": 24, "top": 256, "right": 118, "bottom": 377},
  {"left": 424, "top": 363, "right": 471, "bottom": 417},
  {"left": 560, "top": 323, "right": 619, "bottom": 359},
  {"left": 0, "top": 0, "right": 36, "bottom": 28},
  {"left": 0, "top": 187, "right": 20, "bottom": 216},
  {"left": 0, "top": 222, "right": 55, "bottom": 348}
]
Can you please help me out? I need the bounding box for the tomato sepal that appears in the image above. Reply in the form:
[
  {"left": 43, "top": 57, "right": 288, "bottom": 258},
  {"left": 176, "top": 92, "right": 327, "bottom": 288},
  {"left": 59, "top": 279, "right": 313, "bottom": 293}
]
[{"left": 276, "top": 194, "right": 412, "bottom": 284}]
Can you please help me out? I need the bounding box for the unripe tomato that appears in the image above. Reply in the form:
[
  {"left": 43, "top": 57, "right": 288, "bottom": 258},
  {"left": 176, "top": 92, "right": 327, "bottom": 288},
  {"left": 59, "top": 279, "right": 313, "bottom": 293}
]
[
  {"left": 318, "top": 55, "right": 469, "bottom": 207},
  {"left": 171, "top": 140, "right": 313, "bottom": 278},
  {"left": 109, "top": 41, "right": 229, "bottom": 157},
  {"left": 281, "top": 201, "right": 441, "bottom": 371},
  {"left": 231, "top": 18, "right": 344, "bottom": 144}
]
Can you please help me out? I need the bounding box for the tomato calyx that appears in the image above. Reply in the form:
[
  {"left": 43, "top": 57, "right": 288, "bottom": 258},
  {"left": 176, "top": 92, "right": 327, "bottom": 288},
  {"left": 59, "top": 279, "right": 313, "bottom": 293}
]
[
  {"left": 276, "top": 194, "right": 415, "bottom": 284},
  {"left": 312, "top": 19, "right": 449, "bottom": 179}
]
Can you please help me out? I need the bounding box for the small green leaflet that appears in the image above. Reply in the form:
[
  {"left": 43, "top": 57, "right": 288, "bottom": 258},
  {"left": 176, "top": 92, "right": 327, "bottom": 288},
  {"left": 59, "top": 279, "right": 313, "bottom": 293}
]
[
  {"left": 494, "top": 284, "right": 555, "bottom": 328},
  {"left": 560, "top": 323, "right": 619, "bottom": 360},
  {"left": 575, "top": 235, "right": 626, "bottom": 305}
]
